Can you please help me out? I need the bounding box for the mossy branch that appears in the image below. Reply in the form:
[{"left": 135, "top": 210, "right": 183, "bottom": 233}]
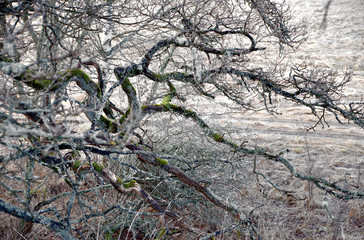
[
  {"left": 9, "top": 67, "right": 101, "bottom": 97},
  {"left": 160, "top": 82, "right": 177, "bottom": 106},
  {"left": 70, "top": 159, "right": 178, "bottom": 220},
  {"left": 2, "top": 64, "right": 117, "bottom": 131},
  {"left": 142, "top": 103, "right": 364, "bottom": 200},
  {"left": 114, "top": 69, "right": 141, "bottom": 134}
]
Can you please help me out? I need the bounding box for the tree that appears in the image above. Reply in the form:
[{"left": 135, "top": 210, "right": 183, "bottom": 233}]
[{"left": 0, "top": 0, "right": 363, "bottom": 239}]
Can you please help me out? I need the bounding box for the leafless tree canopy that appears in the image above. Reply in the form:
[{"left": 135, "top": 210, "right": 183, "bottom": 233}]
[{"left": 0, "top": 0, "right": 363, "bottom": 239}]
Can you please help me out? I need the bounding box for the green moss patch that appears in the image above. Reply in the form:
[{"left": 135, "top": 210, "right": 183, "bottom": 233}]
[
  {"left": 122, "top": 180, "right": 137, "bottom": 188},
  {"left": 156, "top": 158, "right": 168, "bottom": 166},
  {"left": 91, "top": 162, "right": 104, "bottom": 172}
]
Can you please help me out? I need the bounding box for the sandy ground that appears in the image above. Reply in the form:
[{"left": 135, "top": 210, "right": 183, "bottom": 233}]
[{"left": 288, "top": 0, "right": 364, "bottom": 72}]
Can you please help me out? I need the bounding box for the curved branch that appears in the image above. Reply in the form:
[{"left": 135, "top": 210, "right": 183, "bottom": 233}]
[
  {"left": 201, "top": 67, "right": 363, "bottom": 128},
  {"left": 142, "top": 102, "right": 364, "bottom": 200},
  {"left": 81, "top": 60, "right": 104, "bottom": 96}
]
